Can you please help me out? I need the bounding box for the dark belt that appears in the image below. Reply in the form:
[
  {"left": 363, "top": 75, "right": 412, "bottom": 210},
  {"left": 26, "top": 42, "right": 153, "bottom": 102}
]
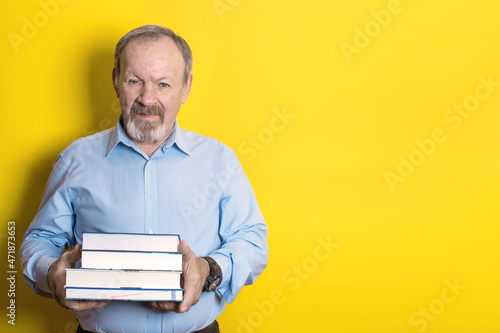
[{"left": 76, "top": 320, "right": 219, "bottom": 333}]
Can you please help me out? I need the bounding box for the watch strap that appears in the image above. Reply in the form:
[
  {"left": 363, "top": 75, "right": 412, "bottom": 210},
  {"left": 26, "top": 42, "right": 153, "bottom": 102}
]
[{"left": 202, "top": 256, "right": 222, "bottom": 292}]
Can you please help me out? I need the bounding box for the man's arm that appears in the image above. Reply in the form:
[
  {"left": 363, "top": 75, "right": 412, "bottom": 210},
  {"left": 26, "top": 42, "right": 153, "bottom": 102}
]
[
  {"left": 20, "top": 153, "right": 105, "bottom": 310},
  {"left": 205, "top": 151, "right": 269, "bottom": 303},
  {"left": 20, "top": 154, "right": 75, "bottom": 297}
]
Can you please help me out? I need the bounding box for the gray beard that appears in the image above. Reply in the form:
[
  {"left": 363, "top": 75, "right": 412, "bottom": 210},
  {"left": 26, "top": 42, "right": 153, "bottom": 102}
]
[{"left": 124, "top": 103, "right": 168, "bottom": 143}]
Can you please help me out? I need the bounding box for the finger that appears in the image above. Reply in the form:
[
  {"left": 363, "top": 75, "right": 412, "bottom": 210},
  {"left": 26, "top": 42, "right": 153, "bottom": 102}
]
[
  {"left": 179, "top": 278, "right": 198, "bottom": 313},
  {"left": 64, "top": 300, "right": 107, "bottom": 311},
  {"left": 179, "top": 300, "right": 191, "bottom": 313},
  {"left": 152, "top": 301, "right": 179, "bottom": 312}
]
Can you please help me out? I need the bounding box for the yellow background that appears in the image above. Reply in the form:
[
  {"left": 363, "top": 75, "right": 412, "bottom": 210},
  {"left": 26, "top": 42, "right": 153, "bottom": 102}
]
[{"left": 1, "top": 0, "right": 499, "bottom": 332}]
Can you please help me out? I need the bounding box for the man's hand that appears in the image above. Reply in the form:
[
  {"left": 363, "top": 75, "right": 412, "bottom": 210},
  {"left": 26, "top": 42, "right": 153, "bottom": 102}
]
[
  {"left": 47, "top": 243, "right": 107, "bottom": 311},
  {"left": 151, "top": 240, "right": 210, "bottom": 313}
]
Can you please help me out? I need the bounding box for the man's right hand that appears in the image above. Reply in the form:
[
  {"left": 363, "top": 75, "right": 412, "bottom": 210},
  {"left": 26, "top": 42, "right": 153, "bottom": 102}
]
[{"left": 47, "top": 243, "right": 107, "bottom": 311}]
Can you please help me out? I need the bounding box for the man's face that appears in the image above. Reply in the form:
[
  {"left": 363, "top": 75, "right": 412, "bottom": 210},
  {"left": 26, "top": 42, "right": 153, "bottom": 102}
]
[{"left": 114, "top": 37, "right": 192, "bottom": 144}]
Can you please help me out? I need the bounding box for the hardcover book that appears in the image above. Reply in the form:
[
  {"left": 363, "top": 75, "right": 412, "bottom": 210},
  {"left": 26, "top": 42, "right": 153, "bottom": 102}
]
[
  {"left": 81, "top": 249, "right": 183, "bottom": 271},
  {"left": 65, "top": 287, "right": 183, "bottom": 302},
  {"left": 82, "top": 232, "right": 180, "bottom": 252},
  {"left": 65, "top": 268, "right": 181, "bottom": 289}
]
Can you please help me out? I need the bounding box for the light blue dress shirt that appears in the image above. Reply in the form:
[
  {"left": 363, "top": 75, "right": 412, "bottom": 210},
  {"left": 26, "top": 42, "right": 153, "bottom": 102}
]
[{"left": 20, "top": 119, "right": 268, "bottom": 333}]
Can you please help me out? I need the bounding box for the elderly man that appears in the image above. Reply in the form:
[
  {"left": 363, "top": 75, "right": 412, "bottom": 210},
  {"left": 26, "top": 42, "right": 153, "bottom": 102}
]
[{"left": 20, "top": 25, "right": 268, "bottom": 333}]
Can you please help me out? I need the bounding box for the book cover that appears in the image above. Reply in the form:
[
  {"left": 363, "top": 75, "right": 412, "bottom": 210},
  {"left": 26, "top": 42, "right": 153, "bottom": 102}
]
[
  {"left": 65, "top": 287, "right": 183, "bottom": 302},
  {"left": 65, "top": 268, "right": 181, "bottom": 289},
  {"left": 82, "top": 232, "right": 180, "bottom": 252},
  {"left": 81, "top": 250, "right": 183, "bottom": 271}
]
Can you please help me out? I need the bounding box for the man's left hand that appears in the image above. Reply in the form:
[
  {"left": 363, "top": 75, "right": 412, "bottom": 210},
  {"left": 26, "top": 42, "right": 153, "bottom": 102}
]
[{"left": 150, "top": 240, "right": 210, "bottom": 313}]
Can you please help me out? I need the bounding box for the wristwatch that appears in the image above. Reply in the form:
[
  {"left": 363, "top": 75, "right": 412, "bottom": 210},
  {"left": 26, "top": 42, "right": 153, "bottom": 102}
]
[{"left": 202, "top": 256, "right": 222, "bottom": 292}]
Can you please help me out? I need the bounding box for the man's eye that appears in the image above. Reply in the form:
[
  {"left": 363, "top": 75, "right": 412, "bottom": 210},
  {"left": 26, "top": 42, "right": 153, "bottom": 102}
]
[
  {"left": 128, "top": 79, "right": 139, "bottom": 84},
  {"left": 160, "top": 83, "right": 170, "bottom": 88}
]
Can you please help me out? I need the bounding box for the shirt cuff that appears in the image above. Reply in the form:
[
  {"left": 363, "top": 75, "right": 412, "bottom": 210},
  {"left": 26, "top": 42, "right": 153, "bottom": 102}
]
[{"left": 35, "top": 256, "right": 58, "bottom": 296}]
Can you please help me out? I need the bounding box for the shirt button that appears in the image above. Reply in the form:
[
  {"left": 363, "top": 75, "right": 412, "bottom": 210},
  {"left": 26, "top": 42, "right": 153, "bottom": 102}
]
[
  {"left": 148, "top": 230, "right": 154, "bottom": 234},
  {"left": 147, "top": 161, "right": 152, "bottom": 166}
]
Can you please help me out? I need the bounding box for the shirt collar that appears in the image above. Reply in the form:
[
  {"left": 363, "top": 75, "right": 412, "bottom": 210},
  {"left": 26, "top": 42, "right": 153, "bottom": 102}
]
[
  {"left": 106, "top": 116, "right": 191, "bottom": 157},
  {"left": 163, "top": 121, "right": 191, "bottom": 155}
]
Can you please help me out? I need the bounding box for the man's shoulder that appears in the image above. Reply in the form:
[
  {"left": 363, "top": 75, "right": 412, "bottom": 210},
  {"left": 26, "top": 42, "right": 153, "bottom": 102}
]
[
  {"left": 178, "top": 127, "right": 235, "bottom": 155},
  {"left": 58, "top": 127, "right": 115, "bottom": 162}
]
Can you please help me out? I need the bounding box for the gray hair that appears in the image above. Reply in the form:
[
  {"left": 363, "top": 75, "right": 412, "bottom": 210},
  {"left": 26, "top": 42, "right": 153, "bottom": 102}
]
[{"left": 114, "top": 25, "right": 193, "bottom": 84}]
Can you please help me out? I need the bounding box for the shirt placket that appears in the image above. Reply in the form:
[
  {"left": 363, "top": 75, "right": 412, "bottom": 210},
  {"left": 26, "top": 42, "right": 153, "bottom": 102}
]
[{"left": 144, "top": 159, "right": 159, "bottom": 235}]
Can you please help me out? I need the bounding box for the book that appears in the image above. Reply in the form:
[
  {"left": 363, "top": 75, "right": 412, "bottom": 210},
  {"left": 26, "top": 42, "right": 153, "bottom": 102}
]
[
  {"left": 65, "top": 232, "right": 184, "bottom": 302},
  {"left": 82, "top": 232, "right": 180, "bottom": 252},
  {"left": 65, "top": 287, "right": 183, "bottom": 302},
  {"left": 65, "top": 268, "right": 181, "bottom": 289},
  {"left": 81, "top": 250, "right": 183, "bottom": 271}
]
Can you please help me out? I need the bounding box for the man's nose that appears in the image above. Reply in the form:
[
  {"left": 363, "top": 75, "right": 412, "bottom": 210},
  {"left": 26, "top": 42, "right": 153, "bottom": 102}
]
[{"left": 137, "top": 84, "right": 157, "bottom": 106}]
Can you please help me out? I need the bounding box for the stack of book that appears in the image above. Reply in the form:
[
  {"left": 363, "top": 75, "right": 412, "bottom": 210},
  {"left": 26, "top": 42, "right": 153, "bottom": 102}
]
[{"left": 65, "top": 233, "right": 183, "bottom": 302}]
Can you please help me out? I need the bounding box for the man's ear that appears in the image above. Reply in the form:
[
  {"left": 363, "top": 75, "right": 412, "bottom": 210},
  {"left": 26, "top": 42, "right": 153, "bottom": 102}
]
[
  {"left": 112, "top": 67, "right": 119, "bottom": 97},
  {"left": 181, "top": 73, "right": 193, "bottom": 104}
]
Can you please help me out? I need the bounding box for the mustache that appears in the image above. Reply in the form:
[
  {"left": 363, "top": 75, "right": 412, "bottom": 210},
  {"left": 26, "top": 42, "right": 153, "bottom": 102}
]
[{"left": 130, "top": 103, "right": 164, "bottom": 117}]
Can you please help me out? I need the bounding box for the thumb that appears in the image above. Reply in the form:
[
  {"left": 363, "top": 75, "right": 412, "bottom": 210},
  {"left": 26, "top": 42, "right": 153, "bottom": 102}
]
[
  {"left": 64, "top": 243, "right": 82, "bottom": 266},
  {"left": 177, "top": 240, "right": 193, "bottom": 256}
]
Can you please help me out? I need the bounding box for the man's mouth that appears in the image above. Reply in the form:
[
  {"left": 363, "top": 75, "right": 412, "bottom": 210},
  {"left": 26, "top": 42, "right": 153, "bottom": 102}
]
[{"left": 138, "top": 114, "right": 157, "bottom": 118}]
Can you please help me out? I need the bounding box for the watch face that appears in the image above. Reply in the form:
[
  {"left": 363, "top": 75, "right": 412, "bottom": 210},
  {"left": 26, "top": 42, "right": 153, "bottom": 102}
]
[{"left": 208, "top": 277, "right": 222, "bottom": 292}]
